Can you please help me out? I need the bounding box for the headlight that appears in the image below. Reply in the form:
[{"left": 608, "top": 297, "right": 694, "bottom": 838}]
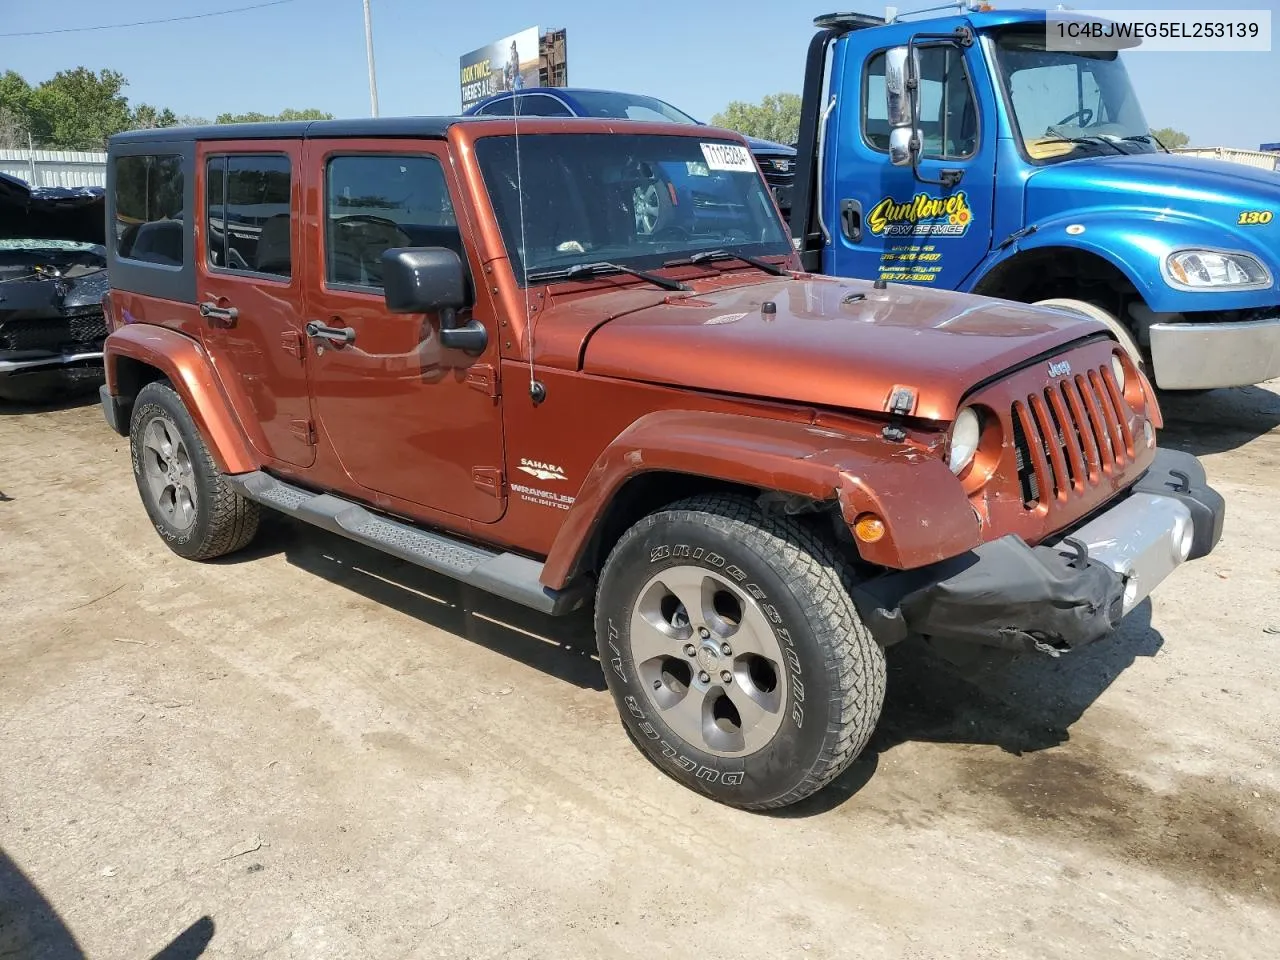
[
  {"left": 1164, "top": 249, "right": 1272, "bottom": 291},
  {"left": 1111, "top": 353, "right": 1126, "bottom": 391},
  {"left": 948, "top": 407, "right": 981, "bottom": 474}
]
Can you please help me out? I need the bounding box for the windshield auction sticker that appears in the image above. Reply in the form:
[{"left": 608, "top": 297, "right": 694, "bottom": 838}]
[
  {"left": 700, "top": 143, "right": 755, "bottom": 172},
  {"left": 1047, "top": 10, "right": 1271, "bottom": 52}
]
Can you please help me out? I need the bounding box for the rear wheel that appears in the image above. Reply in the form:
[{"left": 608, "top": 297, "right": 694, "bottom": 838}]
[
  {"left": 595, "top": 494, "right": 886, "bottom": 810},
  {"left": 129, "top": 381, "right": 259, "bottom": 560}
]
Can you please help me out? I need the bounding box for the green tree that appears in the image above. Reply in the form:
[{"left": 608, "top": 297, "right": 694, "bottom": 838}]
[
  {"left": 710, "top": 93, "right": 803, "bottom": 146},
  {"left": 130, "top": 103, "right": 178, "bottom": 130},
  {"left": 1151, "top": 126, "right": 1190, "bottom": 149},
  {"left": 28, "top": 68, "right": 132, "bottom": 149},
  {"left": 215, "top": 107, "right": 334, "bottom": 124},
  {"left": 0, "top": 71, "right": 34, "bottom": 148}
]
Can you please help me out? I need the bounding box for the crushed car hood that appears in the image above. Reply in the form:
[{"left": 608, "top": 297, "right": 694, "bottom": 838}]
[
  {"left": 578, "top": 276, "right": 1105, "bottom": 421},
  {"left": 0, "top": 172, "right": 106, "bottom": 245}
]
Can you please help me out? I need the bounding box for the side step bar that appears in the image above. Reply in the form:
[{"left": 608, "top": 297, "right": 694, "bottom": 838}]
[{"left": 226, "top": 471, "right": 587, "bottom": 616}]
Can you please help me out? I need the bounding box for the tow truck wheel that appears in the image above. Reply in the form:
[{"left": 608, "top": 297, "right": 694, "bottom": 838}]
[
  {"left": 594, "top": 493, "right": 886, "bottom": 810},
  {"left": 1033, "top": 297, "right": 1146, "bottom": 372},
  {"left": 129, "top": 381, "right": 260, "bottom": 561}
]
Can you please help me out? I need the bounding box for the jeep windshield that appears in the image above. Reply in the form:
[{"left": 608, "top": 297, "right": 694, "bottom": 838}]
[
  {"left": 993, "top": 28, "right": 1159, "bottom": 162},
  {"left": 473, "top": 133, "right": 791, "bottom": 284}
]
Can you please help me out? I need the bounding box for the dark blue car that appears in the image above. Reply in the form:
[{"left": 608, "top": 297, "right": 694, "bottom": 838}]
[{"left": 463, "top": 87, "right": 797, "bottom": 223}]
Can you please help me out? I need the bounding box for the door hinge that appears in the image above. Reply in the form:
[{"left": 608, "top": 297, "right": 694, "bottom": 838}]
[
  {"left": 465, "top": 363, "right": 500, "bottom": 399},
  {"left": 473, "top": 466, "right": 504, "bottom": 498},
  {"left": 281, "top": 330, "right": 304, "bottom": 360},
  {"left": 290, "top": 419, "right": 317, "bottom": 446}
]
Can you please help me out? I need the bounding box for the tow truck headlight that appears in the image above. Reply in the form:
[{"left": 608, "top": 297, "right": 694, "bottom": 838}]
[
  {"left": 1111, "top": 353, "right": 1126, "bottom": 391},
  {"left": 1164, "top": 249, "right": 1272, "bottom": 291},
  {"left": 948, "top": 407, "right": 981, "bottom": 474}
]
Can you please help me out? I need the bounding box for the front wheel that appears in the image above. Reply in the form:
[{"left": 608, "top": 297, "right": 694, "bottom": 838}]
[
  {"left": 594, "top": 494, "right": 886, "bottom": 810},
  {"left": 1033, "top": 297, "right": 1146, "bottom": 372}
]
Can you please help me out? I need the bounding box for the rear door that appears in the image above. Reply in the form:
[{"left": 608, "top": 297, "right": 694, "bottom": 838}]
[
  {"left": 196, "top": 140, "right": 314, "bottom": 467},
  {"left": 827, "top": 23, "right": 996, "bottom": 289},
  {"left": 301, "top": 139, "right": 506, "bottom": 523}
]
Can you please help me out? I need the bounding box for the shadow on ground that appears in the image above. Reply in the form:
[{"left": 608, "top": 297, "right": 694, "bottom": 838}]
[
  {"left": 0, "top": 849, "right": 213, "bottom": 959},
  {"left": 1156, "top": 383, "right": 1280, "bottom": 456},
  {"left": 0, "top": 381, "right": 101, "bottom": 416}
]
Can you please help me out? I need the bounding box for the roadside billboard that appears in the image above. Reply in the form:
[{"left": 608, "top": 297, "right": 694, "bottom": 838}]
[{"left": 459, "top": 27, "right": 541, "bottom": 112}]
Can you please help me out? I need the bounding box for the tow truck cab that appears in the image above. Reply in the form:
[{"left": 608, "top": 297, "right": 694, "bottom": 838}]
[{"left": 790, "top": 4, "right": 1280, "bottom": 392}]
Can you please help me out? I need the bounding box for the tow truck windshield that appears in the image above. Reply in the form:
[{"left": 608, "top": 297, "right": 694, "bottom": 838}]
[
  {"left": 474, "top": 132, "right": 791, "bottom": 285},
  {"left": 993, "top": 28, "right": 1159, "bottom": 161}
]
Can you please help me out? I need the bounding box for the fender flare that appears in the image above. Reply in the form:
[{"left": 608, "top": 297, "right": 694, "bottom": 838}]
[
  {"left": 540, "top": 409, "right": 980, "bottom": 589},
  {"left": 103, "top": 324, "right": 258, "bottom": 475},
  {"left": 969, "top": 208, "right": 1275, "bottom": 314}
]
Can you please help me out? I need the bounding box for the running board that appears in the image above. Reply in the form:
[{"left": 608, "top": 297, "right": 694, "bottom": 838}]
[{"left": 226, "top": 471, "right": 586, "bottom": 616}]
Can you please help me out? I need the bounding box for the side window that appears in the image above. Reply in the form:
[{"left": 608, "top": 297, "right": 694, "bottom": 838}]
[
  {"left": 514, "top": 95, "right": 573, "bottom": 118},
  {"left": 205, "top": 154, "right": 292, "bottom": 277},
  {"left": 325, "top": 154, "right": 459, "bottom": 289},
  {"left": 114, "top": 154, "right": 185, "bottom": 265},
  {"left": 863, "top": 46, "right": 977, "bottom": 160},
  {"left": 476, "top": 98, "right": 514, "bottom": 116}
]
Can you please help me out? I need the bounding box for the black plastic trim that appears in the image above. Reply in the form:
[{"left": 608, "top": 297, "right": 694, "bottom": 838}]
[
  {"left": 1131, "top": 448, "right": 1225, "bottom": 561},
  {"left": 99, "top": 384, "right": 130, "bottom": 436}
]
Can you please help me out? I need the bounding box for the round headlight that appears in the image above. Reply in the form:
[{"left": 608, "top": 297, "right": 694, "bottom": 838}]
[
  {"left": 948, "top": 407, "right": 981, "bottom": 474},
  {"left": 1111, "top": 353, "right": 1126, "bottom": 391}
]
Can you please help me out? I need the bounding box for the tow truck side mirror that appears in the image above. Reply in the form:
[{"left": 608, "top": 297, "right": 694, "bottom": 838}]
[
  {"left": 884, "top": 46, "right": 922, "bottom": 168},
  {"left": 381, "top": 247, "right": 488, "bottom": 354}
]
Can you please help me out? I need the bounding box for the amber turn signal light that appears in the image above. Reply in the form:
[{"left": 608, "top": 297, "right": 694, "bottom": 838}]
[{"left": 854, "top": 513, "right": 886, "bottom": 543}]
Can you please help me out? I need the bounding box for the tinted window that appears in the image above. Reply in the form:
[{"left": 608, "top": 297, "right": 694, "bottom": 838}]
[
  {"left": 512, "top": 95, "right": 573, "bottom": 117},
  {"left": 325, "top": 154, "right": 459, "bottom": 288},
  {"left": 476, "top": 98, "right": 514, "bottom": 116},
  {"left": 864, "top": 47, "right": 978, "bottom": 159},
  {"left": 114, "top": 154, "right": 185, "bottom": 265},
  {"left": 568, "top": 91, "right": 699, "bottom": 124},
  {"left": 206, "top": 154, "right": 292, "bottom": 277}
]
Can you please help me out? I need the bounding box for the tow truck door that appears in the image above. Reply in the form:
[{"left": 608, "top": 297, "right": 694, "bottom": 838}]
[{"left": 825, "top": 19, "right": 996, "bottom": 288}]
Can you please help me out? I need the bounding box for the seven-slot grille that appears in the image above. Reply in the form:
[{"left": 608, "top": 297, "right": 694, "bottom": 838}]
[
  {"left": 1011, "top": 362, "right": 1135, "bottom": 508},
  {"left": 0, "top": 308, "right": 106, "bottom": 354}
]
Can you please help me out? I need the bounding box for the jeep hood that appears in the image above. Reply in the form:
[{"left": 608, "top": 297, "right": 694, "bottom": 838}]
[{"left": 578, "top": 277, "right": 1103, "bottom": 421}]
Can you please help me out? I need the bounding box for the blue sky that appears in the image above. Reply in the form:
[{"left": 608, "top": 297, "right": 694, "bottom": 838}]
[{"left": 2, "top": 0, "right": 1277, "bottom": 147}]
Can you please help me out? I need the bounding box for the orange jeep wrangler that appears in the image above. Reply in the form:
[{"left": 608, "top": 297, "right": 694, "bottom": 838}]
[{"left": 99, "top": 117, "right": 1224, "bottom": 810}]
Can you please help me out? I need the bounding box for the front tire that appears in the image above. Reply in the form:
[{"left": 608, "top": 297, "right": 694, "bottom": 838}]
[
  {"left": 129, "top": 380, "right": 260, "bottom": 560},
  {"left": 594, "top": 494, "right": 886, "bottom": 810},
  {"left": 1033, "top": 297, "right": 1146, "bottom": 372}
]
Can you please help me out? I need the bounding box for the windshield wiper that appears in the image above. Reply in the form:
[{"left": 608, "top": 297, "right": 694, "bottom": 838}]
[
  {"left": 670, "top": 249, "right": 789, "bottom": 277},
  {"left": 1122, "top": 133, "right": 1168, "bottom": 153},
  {"left": 1040, "top": 132, "right": 1128, "bottom": 156},
  {"left": 526, "top": 260, "right": 690, "bottom": 292}
]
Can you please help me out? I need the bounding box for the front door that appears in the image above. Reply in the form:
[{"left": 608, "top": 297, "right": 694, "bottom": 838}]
[
  {"left": 302, "top": 140, "right": 506, "bottom": 523},
  {"left": 197, "top": 140, "right": 314, "bottom": 467},
  {"left": 827, "top": 25, "right": 996, "bottom": 289}
]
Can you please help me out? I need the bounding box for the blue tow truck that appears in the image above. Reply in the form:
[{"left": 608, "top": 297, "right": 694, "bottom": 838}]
[{"left": 788, "top": 3, "right": 1280, "bottom": 391}]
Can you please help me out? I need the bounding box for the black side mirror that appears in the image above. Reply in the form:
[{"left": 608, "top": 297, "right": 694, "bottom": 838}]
[{"left": 381, "top": 246, "right": 488, "bottom": 354}]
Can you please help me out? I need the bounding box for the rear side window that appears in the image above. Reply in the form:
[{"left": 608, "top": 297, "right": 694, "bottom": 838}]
[
  {"left": 114, "top": 154, "right": 185, "bottom": 265},
  {"left": 324, "top": 154, "right": 459, "bottom": 289},
  {"left": 205, "top": 154, "right": 292, "bottom": 277}
]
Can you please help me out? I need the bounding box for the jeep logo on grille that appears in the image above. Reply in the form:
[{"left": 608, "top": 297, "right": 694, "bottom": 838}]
[{"left": 1047, "top": 360, "right": 1072, "bottom": 378}]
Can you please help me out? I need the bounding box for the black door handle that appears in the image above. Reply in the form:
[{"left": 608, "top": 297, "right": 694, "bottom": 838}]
[
  {"left": 199, "top": 301, "right": 238, "bottom": 326},
  {"left": 305, "top": 321, "right": 356, "bottom": 345},
  {"left": 840, "top": 199, "right": 863, "bottom": 243}
]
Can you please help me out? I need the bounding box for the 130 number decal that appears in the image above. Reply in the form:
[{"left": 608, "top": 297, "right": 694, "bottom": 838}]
[{"left": 1237, "top": 210, "right": 1274, "bottom": 226}]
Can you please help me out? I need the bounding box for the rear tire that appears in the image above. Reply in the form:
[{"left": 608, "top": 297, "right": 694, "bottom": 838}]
[
  {"left": 129, "top": 380, "right": 259, "bottom": 560},
  {"left": 594, "top": 494, "right": 886, "bottom": 810},
  {"left": 1033, "top": 297, "right": 1146, "bottom": 372}
]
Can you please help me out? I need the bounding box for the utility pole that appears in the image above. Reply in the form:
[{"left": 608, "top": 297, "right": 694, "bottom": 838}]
[{"left": 363, "top": 0, "right": 380, "bottom": 117}]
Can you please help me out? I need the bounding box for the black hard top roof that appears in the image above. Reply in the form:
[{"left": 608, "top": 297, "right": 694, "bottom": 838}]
[{"left": 109, "top": 116, "right": 464, "bottom": 145}]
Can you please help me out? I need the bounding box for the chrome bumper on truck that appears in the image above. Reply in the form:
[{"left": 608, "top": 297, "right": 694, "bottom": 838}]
[
  {"left": 854, "top": 449, "right": 1225, "bottom": 655},
  {"left": 1149, "top": 316, "right": 1280, "bottom": 390}
]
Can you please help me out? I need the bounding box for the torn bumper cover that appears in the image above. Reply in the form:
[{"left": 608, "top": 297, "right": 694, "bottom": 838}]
[{"left": 854, "top": 449, "right": 1224, "bottom": 655}]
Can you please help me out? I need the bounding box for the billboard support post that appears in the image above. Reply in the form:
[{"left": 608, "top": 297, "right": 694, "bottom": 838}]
[{"left": 363, "top": 0, "right": 380, "bottom": 117}]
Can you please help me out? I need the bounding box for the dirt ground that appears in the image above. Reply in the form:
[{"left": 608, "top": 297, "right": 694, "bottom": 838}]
[{"left": 1, "top": 381, "right": 1278, "bottom": 960}]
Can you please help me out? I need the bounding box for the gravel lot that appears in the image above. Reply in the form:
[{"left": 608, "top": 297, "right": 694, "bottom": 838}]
[{"left": 2, "top": 382, "right": 1278, "bottom": 960}]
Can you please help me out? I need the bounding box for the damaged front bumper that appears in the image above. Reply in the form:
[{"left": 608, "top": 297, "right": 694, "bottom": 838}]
[{"left": 855, "top": 448, "right": 1224, "bottom": 655}]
